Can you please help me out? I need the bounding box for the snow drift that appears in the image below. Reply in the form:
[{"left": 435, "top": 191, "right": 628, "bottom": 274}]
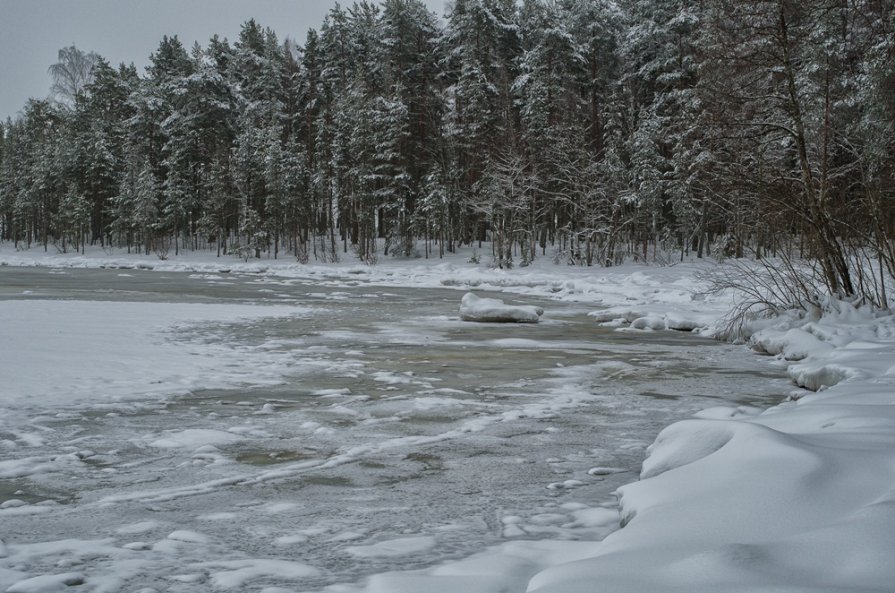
[{"left": 529, "top": 302, "right": 895, "bottom": 593}]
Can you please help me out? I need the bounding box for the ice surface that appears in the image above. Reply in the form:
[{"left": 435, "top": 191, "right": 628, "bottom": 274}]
[
  {"left": 0, "top": 300, "right": 311, "bottom": 408},
  {"left": 8, "top": 261, "right": 759, "bottom": 590}
]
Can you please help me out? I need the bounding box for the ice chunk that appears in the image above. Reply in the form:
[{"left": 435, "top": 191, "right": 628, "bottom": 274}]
[
  {"left": 6, "top": 573, "right": 85, "bottom": 592},
  {"left": 459, "top": 293, "right": 543, "bottom": 323}
]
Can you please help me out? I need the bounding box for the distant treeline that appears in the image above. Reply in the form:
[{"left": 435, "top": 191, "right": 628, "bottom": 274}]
[{"left": 0, "top": 0, "right": 892, "bottom": 300}]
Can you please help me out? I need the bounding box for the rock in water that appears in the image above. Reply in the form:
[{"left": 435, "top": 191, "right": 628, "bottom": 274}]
[{"left": 459, "top": 293, "right": 543, "bottom": 323}]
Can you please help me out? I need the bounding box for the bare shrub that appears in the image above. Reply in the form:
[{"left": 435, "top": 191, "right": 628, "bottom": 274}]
[
  {"left": 698, "top": 256, "right": 824, "bottom": 340},
  {"left": 154, "top": 238, "right": 171, "bottom": 261}
]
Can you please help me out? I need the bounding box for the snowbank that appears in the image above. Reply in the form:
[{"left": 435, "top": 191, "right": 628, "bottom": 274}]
[
  {"left": 527, "top": 302, "right": 895, "bottom": 593},
  {"left": 458, "top": 292, "right": 543, "bottom": 323}
]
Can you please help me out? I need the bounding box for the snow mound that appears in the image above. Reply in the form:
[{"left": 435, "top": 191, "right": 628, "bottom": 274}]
[
  {"left": 750, "top": 327, "right": 833, "bottom": 361},
  {"left": 459, "top": 293, "right": 543, "bottom": 323},
  {"left": 639, "top": 420, "right": 738, "bottom": 480},
  {"left": 630, "top": 314, "right": 667, "bottom": 331},
  {"left": 788, "top": 362, "right": 858, "bottom": 391}
]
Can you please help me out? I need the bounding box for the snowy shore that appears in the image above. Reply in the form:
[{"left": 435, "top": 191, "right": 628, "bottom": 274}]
[{"left": 2, "top": 244, "right": 894, "bottom": 592}]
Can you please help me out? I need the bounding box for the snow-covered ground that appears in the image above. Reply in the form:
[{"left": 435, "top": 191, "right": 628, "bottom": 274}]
[{"left": 2, "top": 243, "right": 894, "bottom": 592}]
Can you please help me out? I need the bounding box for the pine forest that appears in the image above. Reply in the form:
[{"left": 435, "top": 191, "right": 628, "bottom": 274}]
[{"left": 0, "top": 0, "right": 893, "bottom": 307}]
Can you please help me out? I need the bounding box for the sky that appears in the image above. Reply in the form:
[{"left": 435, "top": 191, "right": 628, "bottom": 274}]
[{"left": 0, "top": 0, "right": 448, "bottom": 122}]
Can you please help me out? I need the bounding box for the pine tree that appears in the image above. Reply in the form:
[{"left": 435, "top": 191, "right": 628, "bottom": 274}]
[
  {"left": 443, "top": 0, "right": 522, "bottom": 246},
  {"left": 69, "top": 58, "right": 133, "bottom": 246},
  {"left": 379, "top": 0, "right": 444, "bottom": 252},
  {"left": 18, "top": 100, "right": 65, "bottom": 250},
  {"left": 196, "top": 152, "right": 237, "bottom": 256},
  {"left": 1, "top": 118, "right": 24, "bottom": 244},
  {"left": 0, "top": 120, "right": 6, "bottom": 240},
  {"left": 516, "top": 0, "right": 581, "bottom": 261},
  {"left": 133, "top": 160, "right": 161, "bottom": 254},
  {"left": 294, "top": 28, "right": 326, "bottom": 259},
  {"left": 853, "top": 2, "right": 895, "bottom": 292}
]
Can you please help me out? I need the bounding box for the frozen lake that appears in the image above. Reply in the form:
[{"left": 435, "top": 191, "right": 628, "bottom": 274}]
[{"left": 0, "top": 266, "right": 788, "bottom": 591}]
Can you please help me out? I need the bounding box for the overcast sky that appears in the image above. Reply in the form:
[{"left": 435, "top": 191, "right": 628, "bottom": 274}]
[{"left": 0, "top": 0, "right": 448, "bottom": 121}]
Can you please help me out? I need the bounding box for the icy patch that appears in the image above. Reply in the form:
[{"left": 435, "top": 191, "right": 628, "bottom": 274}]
[
  {"left": 0, "top": 501, "right": 58, "bottom": 518},
  {"left": 0, "top": 455, "right": 83, "bottom": 479},
  {"left": 0, "top": 300, "right": 313, "bottom": 411},
  {"left": 587, "top": 467, "right": 627, "bottom": 476},
  {"left": 145, "top": 429, "right": 245, "bottom": 449},
  {"left": 166, "top": 530, "right": 210, "bottom": 544},
  {"left": 345, "top": 536, "right": 437, "bottom": 558},
  {"left": 6, "top": 251, "right": 895, "bottom": 593},
  {"left": 191, "top": 559, "right": 320, "bottom": 588},
  {"left": 546, "top": 479, "right": 586, "bottom": 490},
  {"left": 693, "top": 406, "right": 763, "bottom": 420}
]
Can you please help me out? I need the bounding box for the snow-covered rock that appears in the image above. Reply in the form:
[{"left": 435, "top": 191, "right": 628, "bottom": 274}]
[{"left": 458, "top": 293, "right": 544, "bottom": 323}]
